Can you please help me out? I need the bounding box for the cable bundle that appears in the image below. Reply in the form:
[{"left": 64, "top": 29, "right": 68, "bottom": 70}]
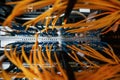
[{"left": 0, "top": 0, "right": 120, "bottom": 80}]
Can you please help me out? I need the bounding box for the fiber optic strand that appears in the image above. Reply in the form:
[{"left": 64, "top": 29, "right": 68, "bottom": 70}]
[
  {"left": 62, "top": 0, "right": 120, "bottom": 33},
  {"left": 3, "top": 0, "right": 120, "bottom": 33},
  {"left": 67, "top": 50, "right": 100, "bottom": 68},
  {"left": 3, "top": 45, "right": 41, "bottom": 79},
  {"left": 74, "top": 64, "right": 120, "bottom": 80},
  {"left": 24, "top": 0, "right": 62, "bottom": 31},
  {"left": 2, "top": 47, "right": 53, "bottom": 79},
  {"left": 3, "top": 0, "right": 67, "bottom": 27},
  {"left": 1, "top": 35, "right": 104, "bottom": 80},
  {"left": 4, "top": 46, "right": 41, "bottom": 79},
  {"left": 3, "top": 0, "right": 35, "bottom": 26},
  {"left": 65, "top": 10, "right": 120, "bottom": 33},
  {"left": 3, "top": 46, "right": 120, "bottom": 80},
  {"left": 60, "top": 41, "right": 120, "bottom": 71},
  {"left": 3, "top": 41, "right": 69, "bottom": 80},
  {"left": 2, "top": 39, "right": 120, "bottom": 80},
  {"left": 75, "top": 0, "right": 120, "bottom": 11},
  {"left": 1, "top": 71, "right": 25, "bottom": 79},
  {"left": 3, "top": 0, "right": 67, "bottom": 31},
  {"left": 1, "top": 66, "right": 120, "bottom": 80},
  {"left": 30, "top": 44, "right": 55, "bottom": 80},
  {"left": 1, "top": 70, "right": 11, "bottom": 80},
  {"left": 1, "top": 0, "right": 120, "bottom": 80},
  {"left": 23, "top": 0, "right": 67, "bottom": 31},
  {"left": 84, "top": 64, "right": 120, "bottom": 80},
  {"left": 82, "top": 44, "right": 120, "bottom": 64},
  {"left": 62, "top": 43, "right": 100, "bottom": 68},
  {"left": 3, "top": 0, "right": 56, "bottom": 26},
  {"left": 103, "top": 45, "right": 120, "bottom": 64},
  {"left": 66, "top": 44, "right": 119, "bottom": 64}
]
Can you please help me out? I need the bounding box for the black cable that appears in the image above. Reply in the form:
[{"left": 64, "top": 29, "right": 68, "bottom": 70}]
[
  {"left": 61, "top": 52, "right": 76, "bottom": 80},
  {"left": 64, "top": 0, "right": 77, "bottom": 21}
]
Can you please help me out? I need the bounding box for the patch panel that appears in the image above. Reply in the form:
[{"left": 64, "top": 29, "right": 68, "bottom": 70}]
[{"left": 0, "top": 25, "right": 102, "bottom": 52}]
